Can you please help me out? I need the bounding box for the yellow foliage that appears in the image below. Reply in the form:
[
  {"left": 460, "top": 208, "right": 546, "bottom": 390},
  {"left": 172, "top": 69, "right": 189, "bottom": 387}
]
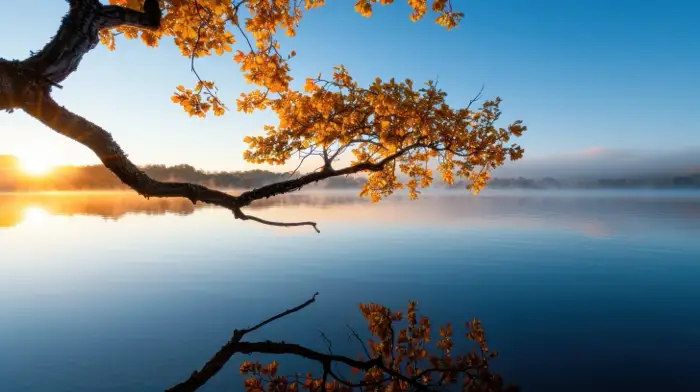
[
  {"left": 101, "top": 0, "right": 525, "bottom": 199},
  {"left": 241, "top": 69, "right": 526, "bottom": 200},
  {"left": 239, "top": 301, "right": 517, "bottom": 392},
  {"left": 103, "top": 0, "right": 464, "bottom": 113}
]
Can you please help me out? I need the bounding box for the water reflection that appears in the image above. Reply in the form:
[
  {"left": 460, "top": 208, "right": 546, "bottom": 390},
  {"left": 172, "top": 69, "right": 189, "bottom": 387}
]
[
  {"left": 1, "top": 190, "right": 700, "bottom": 238},
  {"left": 0, "top": 191, "right": 365, "bottom": 228},
  {"left": 2, "top": 189, "right": 700, "bottom": 392},
  {"left": 20, "top": 206, "right": 49, "bottom": 224}
]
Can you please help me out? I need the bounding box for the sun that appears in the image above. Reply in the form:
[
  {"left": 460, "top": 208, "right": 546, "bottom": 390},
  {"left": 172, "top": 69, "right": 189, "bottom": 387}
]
[{"left": 17, "top": 154, "right": 56, "bottom": 176}]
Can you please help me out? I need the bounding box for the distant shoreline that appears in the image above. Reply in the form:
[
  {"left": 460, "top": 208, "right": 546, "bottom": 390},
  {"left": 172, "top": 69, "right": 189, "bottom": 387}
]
[
  {"left": 3, "top": 154, "right": 700, "bottom": 193},
  {"left": 2, "top": 188, "right": 700, "bottom": 197}
]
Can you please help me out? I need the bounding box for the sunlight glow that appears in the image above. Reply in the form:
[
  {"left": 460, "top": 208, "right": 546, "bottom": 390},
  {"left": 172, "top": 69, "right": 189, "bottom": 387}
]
[
  {"left": 17, "top": 153, "right": 56, "bottom": 176},
  {"left": 22, "top": 206, "right": 49, "bottom": 224}
]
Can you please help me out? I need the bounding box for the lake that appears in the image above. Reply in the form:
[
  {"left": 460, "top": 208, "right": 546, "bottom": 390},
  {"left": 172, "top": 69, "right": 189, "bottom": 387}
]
[{"left": 1, "top": 189, "right": 700, "bottom": 392}]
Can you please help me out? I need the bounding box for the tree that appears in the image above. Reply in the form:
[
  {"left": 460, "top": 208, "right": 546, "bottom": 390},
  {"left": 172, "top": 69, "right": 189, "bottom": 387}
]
[{"left": 1, "top": 1, "right": 526, "bottom": 391}]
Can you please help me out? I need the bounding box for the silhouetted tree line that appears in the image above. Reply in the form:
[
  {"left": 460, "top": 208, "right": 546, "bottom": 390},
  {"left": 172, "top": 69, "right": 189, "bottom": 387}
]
[
  {"left": 0, "top": 155, "right": 365, "bottom": 191},
  {"left": 4, "top": 154, "right": 700, "bottom": 192},
  {"left": 444, "top": 174, "right": 700, "bottom": 190}
]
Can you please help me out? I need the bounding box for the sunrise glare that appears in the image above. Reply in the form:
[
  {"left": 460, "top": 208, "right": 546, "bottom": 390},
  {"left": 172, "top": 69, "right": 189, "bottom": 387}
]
[{"left": 16, "top": 153, "right": 55, "bottom": 176}]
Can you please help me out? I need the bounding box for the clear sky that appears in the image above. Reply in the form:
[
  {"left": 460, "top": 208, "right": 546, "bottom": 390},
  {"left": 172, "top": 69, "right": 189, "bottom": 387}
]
[{"left": 1, "top": 0, "right": 698, "bottom": 173}]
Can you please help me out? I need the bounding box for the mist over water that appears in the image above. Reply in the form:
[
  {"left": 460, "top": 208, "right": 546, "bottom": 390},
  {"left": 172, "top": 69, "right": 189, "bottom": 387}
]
[
  {"left": 494, "top": 146, "right": 700, "bottom": 179},
  {"left": 1, "top": 190, "right": 700, "bottom": 392}
]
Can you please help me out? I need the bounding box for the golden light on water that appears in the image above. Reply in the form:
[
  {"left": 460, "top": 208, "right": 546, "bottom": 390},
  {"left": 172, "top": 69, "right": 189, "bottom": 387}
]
[
  {"left": 21, "top": 206, "right": 49, "bottom": 224},
  {"left": 0, "top": 190, "right": 655, "bottom": 238}
]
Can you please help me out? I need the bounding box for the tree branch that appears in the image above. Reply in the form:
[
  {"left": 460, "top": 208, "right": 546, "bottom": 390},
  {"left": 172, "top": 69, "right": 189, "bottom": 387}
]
[
  {"left": 21, "top": 0, "right": 161, "bottom": 85},
  {"left": 17, "top": 86, "right": 421, "bottom": 233},
  {"left": 165, "top": 293, "right": 319, "bottom": 392},
  {"left": 245, "top": 293, "right": 320, "bottom": 336},
  {"left": 20, "top": 92, "right": 238, "bottom": 205},
  {"left": 287, "top": 146, "right": 318, "bottom": 177},
  {"left": 228, "top": 341, "right": 431, "bottom": 391},
  {"left": 236, "top": 144, "right": 420, "bottom": 207},
  {"left": 347, "top": 324, "right": 372, "bottom": 360},
  {"left": 233, "top": 208, "right": 320, "bottom": 233},
  {"left": 467, "top": 84, "right": 485, "bottom": 109},
  {"left": 163, "top": 291, "right": 504, "bottom": 392}
]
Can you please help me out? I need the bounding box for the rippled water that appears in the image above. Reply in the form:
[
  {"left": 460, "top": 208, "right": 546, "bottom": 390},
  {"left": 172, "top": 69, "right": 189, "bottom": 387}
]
[{"left": 1, "top": 190, "right": 700, "bottom": 392}]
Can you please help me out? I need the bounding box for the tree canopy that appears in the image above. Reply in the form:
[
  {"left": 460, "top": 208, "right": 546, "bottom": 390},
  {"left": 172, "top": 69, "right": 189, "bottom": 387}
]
[
  {"left": 0, "top": 1, "right": 527, "bottom": 391},
  {"left": 102, "top": 0, "right": 526, "bottom": 205},
  {"left": 0, "top": 0, "right": 526, "bottom": 230}
]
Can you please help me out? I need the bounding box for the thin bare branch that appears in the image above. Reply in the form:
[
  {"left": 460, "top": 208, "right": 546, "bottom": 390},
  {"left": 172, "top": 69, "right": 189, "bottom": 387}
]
[
  {"left": 317, "top": 329, "right": 350, "bottom": 385},
  {"left": 467, "top": 84, "right": 485, "bottom": 109},
  {"left": 318, "top": 330, "right": 333, "bottom": 354},
  {"left": 234, "top": 22, "right": 255, "bottom": 52},
  {"left": 245, "top": 292, "right": 319, "bottom": 335},
  {"left": 186, "top": 0, "right": 226, "bottom": 112},
  {"left": 347, "top": 324, "right": 372, "bottom": 360},
  {"left": 288, "top": 146, "right": 317, "bottom": 177},
  {"left": 233, "top": 208, "right": 320, "bottom": 233},
  {"left": 165, "top": 293, "right": 319, "bottom": 392}
]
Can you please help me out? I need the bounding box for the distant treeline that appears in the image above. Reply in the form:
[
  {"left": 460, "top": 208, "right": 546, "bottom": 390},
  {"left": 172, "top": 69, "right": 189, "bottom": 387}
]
[
  {"left": 3, "top": 154, "right": 700, "bottom": 192},
  {"left": 0, "top": 155, "right": 364, "bottom": 191},
  {"left": 445, "top": 175, "right": 700, "bottom": 190}
]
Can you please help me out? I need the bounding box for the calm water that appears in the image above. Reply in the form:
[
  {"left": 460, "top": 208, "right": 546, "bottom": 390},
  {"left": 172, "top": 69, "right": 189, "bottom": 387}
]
[{"left": 2, "top": 190, "right": 700, "bottom": 392}]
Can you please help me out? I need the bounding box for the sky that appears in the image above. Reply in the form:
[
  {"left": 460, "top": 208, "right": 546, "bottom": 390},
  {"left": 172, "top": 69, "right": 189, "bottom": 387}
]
[{"left": 1, "top": 0, "right": 699, "bottom": 175}]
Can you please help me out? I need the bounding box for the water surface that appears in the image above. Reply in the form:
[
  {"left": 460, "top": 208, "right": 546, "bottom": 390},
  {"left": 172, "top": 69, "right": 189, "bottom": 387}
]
[{"left": 1, "top": 190, "right": 699, "bottom": 392}]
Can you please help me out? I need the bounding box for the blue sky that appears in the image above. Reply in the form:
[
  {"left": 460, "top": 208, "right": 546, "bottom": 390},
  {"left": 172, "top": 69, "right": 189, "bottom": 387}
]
[{"left": 1, "top": 0, "right": 698, "bottom": 173}]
